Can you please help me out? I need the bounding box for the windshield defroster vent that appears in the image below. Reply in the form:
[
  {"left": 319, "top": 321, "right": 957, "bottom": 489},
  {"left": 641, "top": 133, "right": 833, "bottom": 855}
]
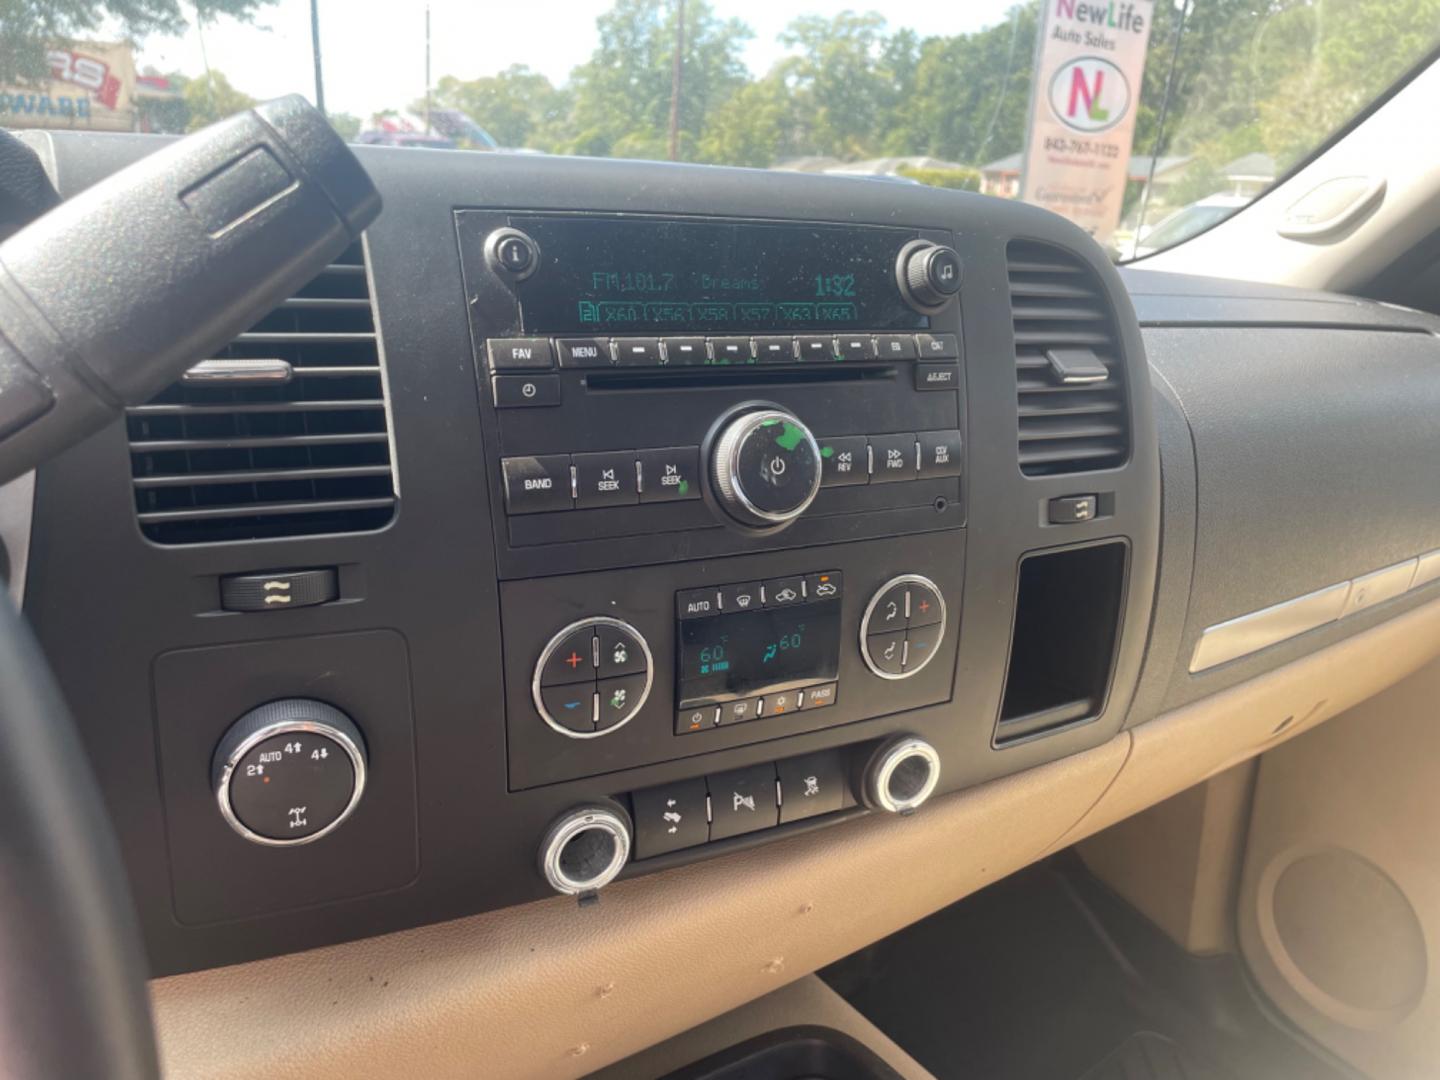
[
  {"left": 126, "top": 242, "right": 396, "bottom": 544},
  {"left": 1007, "top": 241, "right": 1129, "bottom": 476}
]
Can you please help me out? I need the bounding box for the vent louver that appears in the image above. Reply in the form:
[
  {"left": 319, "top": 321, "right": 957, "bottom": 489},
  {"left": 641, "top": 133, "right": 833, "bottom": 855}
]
[
  {"left": 127, "top": 242, "right": 396, "bottom": 544},
  {"left": 1007, "top": 241, "right": 1129, "bottom": 476}
]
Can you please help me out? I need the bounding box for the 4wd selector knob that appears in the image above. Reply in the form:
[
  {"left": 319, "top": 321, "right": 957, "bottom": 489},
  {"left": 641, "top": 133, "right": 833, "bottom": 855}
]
[{"left": 711, "top": 408, "right": 822, "bottom": 527}]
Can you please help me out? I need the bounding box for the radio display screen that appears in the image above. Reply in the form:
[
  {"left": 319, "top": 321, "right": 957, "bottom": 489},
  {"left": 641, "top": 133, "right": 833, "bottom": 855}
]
[
  {"left": 677, "top": 599, "right": 841, "bottom": 707},
  {"left": 511, "top": 215, "right": 929, "bottom": 334}
]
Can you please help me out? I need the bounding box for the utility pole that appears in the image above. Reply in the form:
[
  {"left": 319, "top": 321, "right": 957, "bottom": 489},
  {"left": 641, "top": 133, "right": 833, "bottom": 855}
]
[
  {"left": 309, "top": 0, "right": 326, "bottom": 116},
  {"left": 424, "top": 5, "right": 432, "bottom": 135},
  {"left": 667, "top": 0, "right": 685, "bottom": 161}
]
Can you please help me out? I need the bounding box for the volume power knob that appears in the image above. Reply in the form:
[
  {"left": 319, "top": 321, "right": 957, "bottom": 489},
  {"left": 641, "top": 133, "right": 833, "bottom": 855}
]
[{"left": 711, "top": 409, "right": 823, "bottom": 528}]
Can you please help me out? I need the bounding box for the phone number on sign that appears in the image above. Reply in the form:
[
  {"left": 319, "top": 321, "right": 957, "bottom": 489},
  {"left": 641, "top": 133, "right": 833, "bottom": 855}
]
[{"left": 1043, "top": 137, "right": 1122, "bottom": 159}]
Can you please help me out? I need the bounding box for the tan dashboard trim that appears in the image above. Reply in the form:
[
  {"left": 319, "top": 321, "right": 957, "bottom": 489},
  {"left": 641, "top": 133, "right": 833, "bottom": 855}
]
[{"left": 149, "top": 595, "right": 1440, "bottom": 1080}]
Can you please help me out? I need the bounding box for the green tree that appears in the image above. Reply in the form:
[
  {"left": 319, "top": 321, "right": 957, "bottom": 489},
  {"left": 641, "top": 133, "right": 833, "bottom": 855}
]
[
  {"left": 182, "top": 69, "right": 255, "bottom": 131},
  {"left": 327, "top": 111, "right": 361, "bottom": 141},
  {"left": 1, "top": 0, "right": 277, "bottom": 84},
  {"left": 696, "top": 73, "right": 794, "bottom": 166},
  {"left": 423, "top": 66, "right": 570, "bottom": 150},
  {"left": 564, "top": 0, "right": 752, "bottom": 160},
  {"left": 777, "top": 11, "right": 895, "bottom": 159}
]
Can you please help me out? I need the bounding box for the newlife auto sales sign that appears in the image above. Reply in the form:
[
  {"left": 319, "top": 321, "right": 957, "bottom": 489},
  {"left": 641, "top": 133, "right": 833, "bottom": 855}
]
[{"left": 1020, "top": 0, "right": 1156, "bottom": 246}]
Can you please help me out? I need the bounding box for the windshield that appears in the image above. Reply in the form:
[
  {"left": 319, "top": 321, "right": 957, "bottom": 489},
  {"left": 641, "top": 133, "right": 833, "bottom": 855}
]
[{"left": 3, "top": 1, "right": 1437, "bottom": 261}]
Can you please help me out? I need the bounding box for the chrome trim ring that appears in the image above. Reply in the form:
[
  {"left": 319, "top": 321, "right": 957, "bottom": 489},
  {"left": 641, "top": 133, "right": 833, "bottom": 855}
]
[
  {"left": 214, "top": 713, "right": 367, "bottom": 848},
  {"left": 712, "top": 408, "right": 823, "bottom": 526},
  {"left": 865, "top": 736, "right": 941, "bottom": 814},
  {"left": 539, "top": 806, "right": 632, "bottom": 895},
  {"left": 532, "top": 616, "right": 654, "bottom": 740},
  {"left": 859, "top": 573, "right": 947, "bottom": 680}
]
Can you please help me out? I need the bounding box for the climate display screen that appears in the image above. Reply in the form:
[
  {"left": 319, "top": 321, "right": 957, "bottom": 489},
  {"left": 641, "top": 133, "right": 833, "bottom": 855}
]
[
  {"left": 512, "top": 215, "right": 929, "bottom": 334},
  {"left": 677, "top": 599, "right": 841, "bottom": 707}
]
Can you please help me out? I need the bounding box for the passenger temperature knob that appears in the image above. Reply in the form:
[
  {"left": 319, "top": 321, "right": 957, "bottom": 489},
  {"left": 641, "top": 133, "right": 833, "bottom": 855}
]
[{"left": 710, "top": 408, "right": 822, "bottom": 528}]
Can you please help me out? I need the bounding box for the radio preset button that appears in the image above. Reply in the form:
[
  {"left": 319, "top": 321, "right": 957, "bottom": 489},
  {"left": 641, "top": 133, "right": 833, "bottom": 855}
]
[
  {"left": 676, "top": 706, "right": 720, "bottom": 735},
  {"left": 555, "top": 337, "right": 613, "bottom": 367},
  {"left": 795, "top": 335, "right": 835, "bottom": 362},
  {"left": 664, "top": 337, "right": 709, "bottom": 365},
  {"left": 540, "top": 684, "right": 595, "bottom": 733},
  {"left": 915, "top": 364, "right": 960, "bottom": 391},
  {"left": 754, "top": 336, "right": 796, "bottom": 363},
  {"left": 869, "top": 433, "right": 918, "bottom": 482},
  {"left": 875, "top": 334, "right": 918, "bottom": 360},
  {"left": 718, "top": 581, "right": 763, "bottom": 612},
  {"left": 917, "top": 430, "right": 963, "bottom": 479},
  {"left": 613, "top": 337, "right": 662, "bottom": 366},
  {"left": 707, "top": 764, "right": 780, "bottom": 840},
  {"left": 637, "top": 445, "right": 701, "bottom": 503},
  {"left": 836, "top": 334, "right": 876, "bottom": 361},
  {"left": 818, "top": 435, "right": 869, "bottom": 487},
  {"left": 866, "top": 630, "right": 907, "bottom": 675},
  {"left": 493, "top": 373, "right": 561, "bottom": 408},
  {"left": 574, "top": 450, "right": 639, "bottom": 509},
  {"left": 501, "top": 454, "right": 573, "bottom": 514},
  {"left": 763, "top": 576, "right": 807, "bottom": 607},
  {"left": 677, "top": 587, "right": 722, "bottom": 619},
  {"left": 487, "top": 337, "right": 553, "bottom": 372},
  {"left": 709, "top": 336, "right": 753, "bottom": 364},
  {"left": 804, "top": 571, "right": 842, "bottom": 601},
  {"left": 915, "top": 333, "right": 960, "bottom": 360}
]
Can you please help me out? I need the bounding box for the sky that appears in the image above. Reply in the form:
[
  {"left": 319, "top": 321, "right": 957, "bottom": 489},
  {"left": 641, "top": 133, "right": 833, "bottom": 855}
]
[{"left": 131, "top": 0, "right": 1020, "bottom": 121}]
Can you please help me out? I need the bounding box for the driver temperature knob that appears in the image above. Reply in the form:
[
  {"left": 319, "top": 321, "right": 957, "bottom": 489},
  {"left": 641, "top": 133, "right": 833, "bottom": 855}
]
[{"left": 711, "top": 408, "right": 822, "bottom": 528}]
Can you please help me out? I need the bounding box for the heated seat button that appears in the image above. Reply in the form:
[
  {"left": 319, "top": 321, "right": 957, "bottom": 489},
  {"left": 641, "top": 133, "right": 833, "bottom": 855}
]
[
  {"left": 555, "top": 337, "right": 612, "bottom": 367},
  {"left": 613, "top": 337, "right": 662, "bottom": 366},
  {"left": 918, "top": 430, "right": 963, "bottom": 479},
  {"left": 573, "top": 450, "right": 639, "bottom": 509},
  {"left": 637, "top": 446, "right": 701, "bottom": 503},
  {"left": 778, "top": 751, "right": 846, "bottom": 823},
  {"left": 486, "top": 337, "right": 553, "bottom": 371},
  {"left": 817, "top": 435, "right": 869, "bottom": 487},
  {"left": 221, "top": 568, "right": 338, "bottom": 612},
  {"left": 707, "top": 763, "right": 779, "bottom": 840},
  {"left": 540, "top": 626, "right": 597, "bottom": 686},
  {"left": 866, "top": 630, "right": 907, "bottom": 675},
  {"left": 632, "top": 777, "right": 709, "bottom": 857},
  {"left": 596, "top": 623, "right": 647, "bottom": 678},
  {"left": 596, "top": 672, "right": 647, "bottom": 730},
  {"left": 539, "top": 684, "right": 594, "bottom": 733},
  {"left": 869, "top": 433, "right": 917, "bottom": 483},
  {"left": 501, "top": 455, "right": 572, "bottom": 514}
]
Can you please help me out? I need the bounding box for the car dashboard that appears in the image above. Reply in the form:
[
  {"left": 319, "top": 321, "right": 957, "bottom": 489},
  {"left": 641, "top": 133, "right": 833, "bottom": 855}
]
[{"left": 12, "top": 130, "right": 1440, "bottom": 1020}]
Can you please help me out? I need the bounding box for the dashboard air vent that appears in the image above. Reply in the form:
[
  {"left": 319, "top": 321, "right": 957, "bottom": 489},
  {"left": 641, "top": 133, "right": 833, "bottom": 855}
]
[
  {"left": 1007, "top": 241, "right": 1129, "bottom": 475},
  {"left": 127, "top": 242, "right": 395, "bottom": 544}
]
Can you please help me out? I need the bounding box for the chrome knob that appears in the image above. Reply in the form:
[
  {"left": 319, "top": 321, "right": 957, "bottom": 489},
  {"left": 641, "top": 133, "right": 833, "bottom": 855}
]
[
  {"left": 538, "top": 804, "right": 632, "bottom": 895},
  {"left": 711, "top": 408, "right": 823, "bottom": 528},
  {"left": 862, "top": 735, "right": 941, "bottom": 814}
]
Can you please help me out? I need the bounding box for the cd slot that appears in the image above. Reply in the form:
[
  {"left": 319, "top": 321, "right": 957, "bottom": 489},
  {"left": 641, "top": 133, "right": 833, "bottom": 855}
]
[{"left": 585, "top": 364, "right": 897, "bottom": 392}]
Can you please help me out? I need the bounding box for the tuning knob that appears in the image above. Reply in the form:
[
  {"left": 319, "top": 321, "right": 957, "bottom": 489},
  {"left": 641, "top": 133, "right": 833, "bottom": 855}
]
[
  {"left": 212, "top": 699, "right": 367, "bottom": 846},
  {"left": 897, "top": 240, "right": 962, "bottom": 312},
  {"left": 711, "top": 408, "right": 822, "bottom": 528}
]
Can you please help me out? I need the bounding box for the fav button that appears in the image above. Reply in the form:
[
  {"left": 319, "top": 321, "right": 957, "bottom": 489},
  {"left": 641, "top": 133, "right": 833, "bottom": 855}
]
[
  {"left": 486, "top": 337, "right": 554, "bottom": 371},
  {"left": 632, "top": 777, "right": 710, "bottom": 857},
  {"left": 777, "top": 750, "right": 845, "bottom": 822},
  {"left": 707, "top": 763, "right": 780, "bottom": 840},
  {"left": 573, "top": 450, "right": 639, "bottom": 509}
]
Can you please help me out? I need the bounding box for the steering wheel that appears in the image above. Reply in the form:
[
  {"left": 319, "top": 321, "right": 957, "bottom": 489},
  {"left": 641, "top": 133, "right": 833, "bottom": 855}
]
[{"left": 0, "top": 99, "right": 381, "bottom": 1078}]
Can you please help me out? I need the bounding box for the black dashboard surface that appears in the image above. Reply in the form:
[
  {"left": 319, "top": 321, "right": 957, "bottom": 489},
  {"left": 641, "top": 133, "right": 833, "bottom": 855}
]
[{"left": 14, "top": 134, "right": 1440, "bottom": 975}]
